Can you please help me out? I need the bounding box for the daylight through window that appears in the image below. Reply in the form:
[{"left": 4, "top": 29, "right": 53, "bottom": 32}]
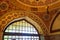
[{"left": 4, "top": 19, "right": 40, "bottom": 40}]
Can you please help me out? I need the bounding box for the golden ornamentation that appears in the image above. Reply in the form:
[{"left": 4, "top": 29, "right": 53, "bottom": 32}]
[
  {"left": 0, "top": 10, "right": 49, "bottom": 35},
  {"left": 0, "top": 2, "right": 8, "bottom": 11},
  {"left": 29, "top": 0, "right": 46, "bottom": 3},
  {"left": 9, "top": 0, "right": 59, "bottom": 12},
  {"left": 43, "top": 14, "right": 50, "bottom": 21},
  {"left": 17, "top": 0, "right": 58, "bottom": 6}
]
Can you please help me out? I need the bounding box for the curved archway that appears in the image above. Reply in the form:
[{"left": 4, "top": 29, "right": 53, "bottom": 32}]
[
  {"left": 0, "top": 10, "right": 48, "bottom": 40},
  {"left": 3, "top": 19, "right": 41, "bottom": 40},
  {"left": 50, "top": 10, "right": 60, "bottom": 33}
]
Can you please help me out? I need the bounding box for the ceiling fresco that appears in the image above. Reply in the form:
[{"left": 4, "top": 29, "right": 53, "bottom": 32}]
[
  {"left": 0, "top": 0, "right": 60, "bottom": 12},
  {"left": 0, "top": 2, "right": 8, "bottom": 11},
  {"left": 17, "top": 0, "right": 58, "bottom": 6},
  {"left": 7, "top": 0, "right": 60, "bottom": 12},
  {"left": 0, "top": 0, "right": 60, "bottom": 35}
]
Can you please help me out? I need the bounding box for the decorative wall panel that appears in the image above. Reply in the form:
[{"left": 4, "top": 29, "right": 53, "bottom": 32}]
[
  {"left": 50, "top": 11, "right": 60, "bottom": 33},
  {"left": 0, "top": 10, "right": 49, "bottom": 35}
]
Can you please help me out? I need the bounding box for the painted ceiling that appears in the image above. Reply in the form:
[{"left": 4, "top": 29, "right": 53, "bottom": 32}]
[
  {"left": 18, "top": 0, "right": 58, "bottom": 6},
  {"left": 0, "top": 0, "right": 60, "bottom": 35}
]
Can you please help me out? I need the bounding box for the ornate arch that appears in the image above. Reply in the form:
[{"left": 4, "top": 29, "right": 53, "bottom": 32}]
[
  {"left": 0, "top": 10, "right": 48, "bottom": 40},
  {"left": 50, "top": 10, "right": 60, "bottom": 33}
]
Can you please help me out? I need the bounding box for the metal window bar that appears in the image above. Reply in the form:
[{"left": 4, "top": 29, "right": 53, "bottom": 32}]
[{"left": 4, "top": 20, "right": 39, "bottom": 40}]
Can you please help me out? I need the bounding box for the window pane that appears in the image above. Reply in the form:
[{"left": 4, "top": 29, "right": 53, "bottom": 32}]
[
  {"left": 4, "top": 36, "right": 39, "bottom": 40},
  {"left": 4, "top": 20, "right": 40, "bottom": 40},
  {"left": 5, "top": 20, "right": 38, "bottom": 34}
]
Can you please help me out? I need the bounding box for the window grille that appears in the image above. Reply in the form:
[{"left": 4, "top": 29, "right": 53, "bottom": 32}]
[{"left": 4, "top": 19, "right": 40, "bottom": 40}]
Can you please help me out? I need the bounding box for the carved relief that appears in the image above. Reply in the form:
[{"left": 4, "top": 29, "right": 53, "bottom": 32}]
[
  {"left": 17, "top": 0, "right": 58, "bottom": 6},
  {"left": 43, "top": 14, "right": 50, "bottom": 21},
  {"left": 0, "top": 2, "right": 8, "bottom": 11},
  {"left": 0, "top": 10, "right": 49, "bottom": 35}
]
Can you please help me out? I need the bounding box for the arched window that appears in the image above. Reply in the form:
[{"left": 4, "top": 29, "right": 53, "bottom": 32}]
[{"left": 3, "top": 19, "right": 40, "bottom": 40}]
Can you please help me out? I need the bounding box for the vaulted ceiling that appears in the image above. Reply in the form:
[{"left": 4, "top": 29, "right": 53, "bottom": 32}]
[{"left": 0, "top": 0, "right": 60, "bottom": 35}]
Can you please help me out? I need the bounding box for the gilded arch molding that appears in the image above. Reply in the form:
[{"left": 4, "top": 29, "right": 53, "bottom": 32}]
[
  {"left": 7, "top": 0, "right": 60, "bottom": 12},
  {"left": 0, "top": 10, "right": 49, "bottom": 35},
  {"left": 50, "top": 10, "right": 60, "bottom": 33}
]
